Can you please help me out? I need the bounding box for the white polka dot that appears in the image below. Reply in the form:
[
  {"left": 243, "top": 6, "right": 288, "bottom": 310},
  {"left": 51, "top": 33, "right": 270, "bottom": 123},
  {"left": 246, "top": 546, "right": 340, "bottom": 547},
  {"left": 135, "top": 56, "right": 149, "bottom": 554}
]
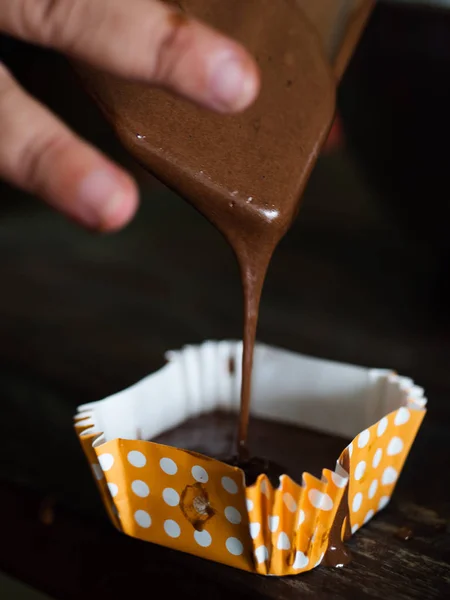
[
  {"left": 354, "top": 461, "right": 366, "bottom": 481},
  {"left": 134, "top": 510, "right": 151, "bottom": 528},
  {"left": 277, "top": 532, "right": 291, "bottom": 550},
  {"left": 222, "top": 476, "right": 238, "bottom": 494},
  {"left": 382, "top": 467, "right": 398, "bottom": 485},
  {"left": 127, "top": 450, "right": 146, "bottom": 468},
  {"left": 348, "top": 442, "right": 353, "bottom": 458},
  {"left": 226, "top": 537, "right": 243, "bottom": 556},
  {"left": 358, "top": 429, "right": 370, "bottom": 448},
  {"left": 315, "top": 552, "right": 325, "bottom": 568},
  {"left": 255, "top": 545, "right": 269, "bottom": 564},
  {"left": 194, "top": 530, "right": 212, "bottom": 547},
  {"left": 387, "top": 436, "right": 404, "bottom": 456},
  {"left": 225, "top": 506, "right": 241, "bottom": 524},
  {"left": 249, "top": 522, "right": 261, "bottom": 539},
  {"left": 372, "top": 448, "right": 383, "bottom": 468},
  {"left": 163, "top": 487, "right": 180, "bottom": 507},
  {"left": 246, "top": 498, "right": 254, "bottom": 512},
  {"left": 260, "top": 479, "right": 269, "bottom": 497},
  {"left": 308, "top": 489, "right": 334, "bottom": 511},
  {"left": 107, "top": 482, "right": 119, "bottom": 497},
  {"left": 268, "top": 515, "right": 279, "bottom": 532},
  {"left": 131, "top": 480, "right": 150, "bottom": 498},
  {"left": 91, "top": 463, "right": 103, "bottom": 480},
  {"left": 378, "top": 496, "right": 390, "bottom": 511},
  {"left": 331, "top": 472, "right": 348, "bottom": 488},
  {"left": 297, "top": 509, "right": 305, "bottom": 526},
  {"left": 377, "top": 417, "right": 388, "bottom": 437},
  {"left": 283, "top": 492, "right": 297, "bottom": 512},
  {"left": 98, "top": 453, "right": 114, "bottom": 472},
  {"left": 368, "top": 479, "right": 378, "bottom": 499},
  {"left": 351, "top": 523, "right": 359, "bottom": 534},
  {"left": 364, "top": 509, "right": 374, "bottom": 524},
  {"left": 164, "top": 519, "right": 181, "bottom": 538},
  {"left": 160, "top": 457, "right": 177, "bottom": 475},
  {"left": 352, "top": 492, "right": 363, "bottom": 513},
  {"left": 191, "top": 465, "right": 208, "bottom": 483},
  {"left": 394, "top": 407, "right": 410, "bottom": 426},
  {"left": 293, "top": 550, "right": 309, "bottom": 570}
]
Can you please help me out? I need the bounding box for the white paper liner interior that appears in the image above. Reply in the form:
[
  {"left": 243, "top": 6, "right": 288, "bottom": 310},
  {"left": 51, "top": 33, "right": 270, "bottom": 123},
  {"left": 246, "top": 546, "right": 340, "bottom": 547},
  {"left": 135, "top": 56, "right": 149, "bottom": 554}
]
[{"left": 77, "top": 341, "right": 427, "bottom": 446}]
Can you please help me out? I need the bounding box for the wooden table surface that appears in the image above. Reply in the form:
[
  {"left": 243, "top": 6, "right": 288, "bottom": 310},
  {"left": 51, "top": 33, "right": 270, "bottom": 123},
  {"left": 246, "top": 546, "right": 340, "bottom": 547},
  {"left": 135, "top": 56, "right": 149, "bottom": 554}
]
[
  {"left": 0, "top": 3, "right": 449, "bottom": 599},
  {"left": 1, "top": 158, "right": 449, "bottom": 600}
]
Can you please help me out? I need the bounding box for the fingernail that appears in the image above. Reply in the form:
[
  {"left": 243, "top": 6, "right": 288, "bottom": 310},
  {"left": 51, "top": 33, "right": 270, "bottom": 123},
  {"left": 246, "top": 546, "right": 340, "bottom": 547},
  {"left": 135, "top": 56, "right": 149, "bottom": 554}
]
[
  {"left": 210, "top": 52, "right": 259, "bottom": 112},
  {"left": 77, "top": 169, "right": 127, "bottom": 229}
]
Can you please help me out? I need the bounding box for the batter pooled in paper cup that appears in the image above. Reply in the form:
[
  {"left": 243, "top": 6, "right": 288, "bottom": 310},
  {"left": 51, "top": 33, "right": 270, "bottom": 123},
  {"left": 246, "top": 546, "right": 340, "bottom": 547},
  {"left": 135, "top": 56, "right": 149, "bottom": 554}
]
[{"left": 74, "top": 341, "right": 426, "bottom": 576}]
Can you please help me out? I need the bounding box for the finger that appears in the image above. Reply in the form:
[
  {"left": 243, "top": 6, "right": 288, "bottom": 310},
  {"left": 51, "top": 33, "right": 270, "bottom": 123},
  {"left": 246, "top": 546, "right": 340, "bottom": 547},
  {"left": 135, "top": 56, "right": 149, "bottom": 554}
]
[
  {"left": 0, "top": 64, "right": 138, "bottom": 231},
  {"left": 1, "top": 0, "right": 260, "bottom": 113}
]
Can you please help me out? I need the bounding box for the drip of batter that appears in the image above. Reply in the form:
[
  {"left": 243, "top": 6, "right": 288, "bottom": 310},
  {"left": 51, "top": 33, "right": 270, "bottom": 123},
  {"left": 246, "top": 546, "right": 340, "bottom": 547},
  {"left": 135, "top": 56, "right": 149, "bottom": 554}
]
[{"left": 323, "top": 449, "right": 352, "bottom": 567}]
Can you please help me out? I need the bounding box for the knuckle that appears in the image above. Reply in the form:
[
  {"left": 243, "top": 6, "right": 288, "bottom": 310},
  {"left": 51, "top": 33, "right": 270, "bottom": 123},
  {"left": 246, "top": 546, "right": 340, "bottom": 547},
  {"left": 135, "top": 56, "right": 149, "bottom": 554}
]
[
  {"left": 19, "top": 131, "right": 70, "bottom": 193},
  {"left": 151, "top": 12, "right": 195, "bottom": 83},
  {"left": 0, "top": 64, "right": 71, "bottom": 191},
  {"left": 13, "top": 0, "right": 82, "bottom": 48}
]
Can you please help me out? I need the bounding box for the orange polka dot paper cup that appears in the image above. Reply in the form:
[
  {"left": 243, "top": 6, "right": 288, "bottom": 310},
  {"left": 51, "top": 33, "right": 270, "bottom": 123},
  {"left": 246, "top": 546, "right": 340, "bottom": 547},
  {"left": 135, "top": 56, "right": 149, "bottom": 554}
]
[{"left": 74, "top": 341, "right": 426, "bottom": 576}]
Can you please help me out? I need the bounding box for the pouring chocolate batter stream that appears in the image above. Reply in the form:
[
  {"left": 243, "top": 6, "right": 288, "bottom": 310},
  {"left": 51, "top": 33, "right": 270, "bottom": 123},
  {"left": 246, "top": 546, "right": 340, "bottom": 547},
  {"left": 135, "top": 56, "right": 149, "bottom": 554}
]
[{"left": 80, "top": 0, "right": 335, "bottom": 461}]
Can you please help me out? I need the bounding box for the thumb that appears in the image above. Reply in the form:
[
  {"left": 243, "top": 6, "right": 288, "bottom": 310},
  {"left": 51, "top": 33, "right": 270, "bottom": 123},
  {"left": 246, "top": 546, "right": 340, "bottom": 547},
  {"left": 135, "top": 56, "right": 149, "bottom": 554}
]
[{"left": 1, "top": 0, "right": 260, "bottom": 113}]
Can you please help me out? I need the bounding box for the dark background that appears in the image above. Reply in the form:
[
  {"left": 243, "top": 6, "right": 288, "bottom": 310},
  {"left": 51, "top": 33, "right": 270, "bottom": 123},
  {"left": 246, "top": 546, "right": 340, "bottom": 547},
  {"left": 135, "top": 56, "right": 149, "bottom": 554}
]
[{"left": 0, "top": 3, "right": 449, "bottom": 599}]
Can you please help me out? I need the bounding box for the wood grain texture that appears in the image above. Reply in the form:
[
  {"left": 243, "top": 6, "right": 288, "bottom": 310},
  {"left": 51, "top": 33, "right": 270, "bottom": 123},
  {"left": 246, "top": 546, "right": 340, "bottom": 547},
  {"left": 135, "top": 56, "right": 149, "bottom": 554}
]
[{"left": 0, "top": 149, "right": 449, "bottom": 598}]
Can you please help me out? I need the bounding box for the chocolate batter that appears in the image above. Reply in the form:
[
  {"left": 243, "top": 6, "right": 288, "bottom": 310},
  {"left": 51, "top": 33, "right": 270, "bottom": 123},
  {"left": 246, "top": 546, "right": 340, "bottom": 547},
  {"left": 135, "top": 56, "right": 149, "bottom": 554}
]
[
  {"left": 79, "top": 0, "right": 335, "bottom": 455},
  {"left": 152, "top": 411, "right": 348, "bottom": 487},
  {"left": 224, "top": 455, "right": 286, "bottom": 488},
  {"left": 395, "top": 527, "right": 414, "bottom": 542},
  {"left": 323, "top": 449, "right": 352, "bottom": 567}
]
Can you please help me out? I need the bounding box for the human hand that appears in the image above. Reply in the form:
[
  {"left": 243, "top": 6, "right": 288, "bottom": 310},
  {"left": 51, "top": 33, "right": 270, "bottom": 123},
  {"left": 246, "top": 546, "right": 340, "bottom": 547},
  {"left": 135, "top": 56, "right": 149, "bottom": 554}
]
[{"left": 0, "top": 0, "right": 260, "bottom": 231}]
